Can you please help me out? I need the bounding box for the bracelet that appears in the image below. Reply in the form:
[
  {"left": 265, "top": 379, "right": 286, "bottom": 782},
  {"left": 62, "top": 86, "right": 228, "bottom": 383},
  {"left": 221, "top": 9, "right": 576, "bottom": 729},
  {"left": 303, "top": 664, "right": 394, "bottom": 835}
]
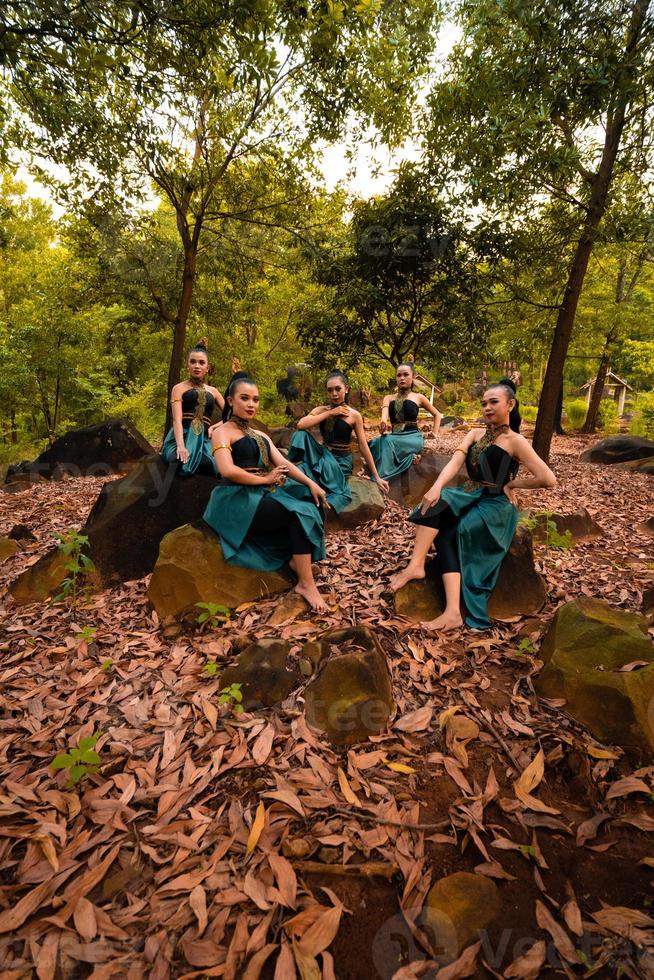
[
  {"left": 453, "top": 447, "right": 467, "bottom": 456},
  {"left": 171, "top": 397, "right": 181, "bottom": 404},
  {"left": 212, "top": 444, "right": 232, "bottom": 455}
]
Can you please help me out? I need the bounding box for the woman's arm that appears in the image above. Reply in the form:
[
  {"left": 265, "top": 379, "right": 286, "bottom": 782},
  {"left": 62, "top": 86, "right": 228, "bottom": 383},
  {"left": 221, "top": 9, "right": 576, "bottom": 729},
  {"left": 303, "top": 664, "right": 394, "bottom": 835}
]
[
  {"left": 506, "top": 437, "right": 556, "bottom": 489},
  {"left": 296, "top": 406, "right": 330, "bottom": 431},
  {"left": 419, "top": 430, "right": 480, "bottom": 512},
  {"left": 170, "top": 384, "right": 188, "bottom": 462},
  {"left": 379, "top": 395, "right": 391, "bottom": 435},
  {"left": 352, "top": 413, "right": 389, "bottom": 492},
  {"left": 419, "top": 395, "right": 443, "bottom": 436},
  {"left": 267, "top": 440, "right": 328, "bottom": 507},
  {"left": 210, "top": 428, "right": 274, "bottom": 486}
]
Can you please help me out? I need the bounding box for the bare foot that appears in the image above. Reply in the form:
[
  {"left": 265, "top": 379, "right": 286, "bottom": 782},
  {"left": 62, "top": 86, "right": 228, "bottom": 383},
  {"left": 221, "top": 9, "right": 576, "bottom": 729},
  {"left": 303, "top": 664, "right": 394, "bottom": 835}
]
[
  {"left": 422, "top": 610, "right": 463, "bottom": 632},
  {"left": 390, "top": 564, "right": 425, "bottom": 591},
  {"left": 294, "top": 582, "right": 328, "bottom": 613}
]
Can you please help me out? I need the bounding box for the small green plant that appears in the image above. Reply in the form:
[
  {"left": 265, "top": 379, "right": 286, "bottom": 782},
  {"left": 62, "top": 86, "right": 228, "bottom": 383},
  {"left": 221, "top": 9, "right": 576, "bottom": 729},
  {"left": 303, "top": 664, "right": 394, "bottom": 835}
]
[
  {"left": 51, "top": 733, "right": 102, "bottom": 788},
  {"left": 218, "top": 682, "right": 244, "bottom": 714},
  {"left": 203, "top": 659, "right": 219, "bottom": 677},
  {"left": 564, "top": 398, "right": 589, "bottom": 430},
  {"left": 75, "top": 625, "right": 97, "bottom": 646},
  {"left": 519, "top": 405, "right": 538, "bottom": 424},
  {"left": 516, "top": 638, "right": 535, "bottom": 656},
  {"left": 54, "top": 529, "right": 95, "bottom": 608},
  {"left": 196, "top": 601, "right": 230, "bottom": 630},
  {"left": 100, "top": 658, "right": 113, "bottom": 672},
  {"left": 519, "top": 511, "right": 573, "bottom": 551},
  {"left": 597, "top": 398, "right": 620, "bottom": 434}
]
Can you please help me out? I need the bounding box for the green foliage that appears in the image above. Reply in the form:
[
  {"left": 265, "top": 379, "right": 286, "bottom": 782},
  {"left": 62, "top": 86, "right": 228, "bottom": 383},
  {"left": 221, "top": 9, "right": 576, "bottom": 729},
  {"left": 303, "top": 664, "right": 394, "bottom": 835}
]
[
  {"left": 196, "top": 602, "right": 230, "bottom": 630},
  {"left": 519, "top": 511, "right": 573, "bottom": 551},
  {"left": 597, "top": 399, "right": 620, "bottom": 434},
  {"left": 516, "top": 638, "right": 535, "bottom": 656},
  {"left": 218, "top": 683, "right": 244, "bottom": 715},
  {"left": 520, "top": 405, "right": 538, "bottom": 424},
  {"left": 51, "top": 733, "right": 101, "bottom": 788},
  {"left": 629, "top": 392, "right": 654, "bottom": 438},
  {"left": 203, "top": 660, "right": 219, "bottom": 678},
  {"left": 100, "top": 658, "right": 113, "bottom": 672},
  {"left": 75, "top": 625, "right": 97, "bottom": 645},
  {"left": 565, "top": 399, "right": 589, "bottom": 430},
  {"left": 54, "top": 529, "right": 95, "bottom": 607}
]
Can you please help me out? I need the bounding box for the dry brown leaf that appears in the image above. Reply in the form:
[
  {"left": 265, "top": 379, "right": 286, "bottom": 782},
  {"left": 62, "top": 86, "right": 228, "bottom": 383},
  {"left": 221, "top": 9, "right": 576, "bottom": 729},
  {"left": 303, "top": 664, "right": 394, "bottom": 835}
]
[
  {"left": 534, "top": 900, "right": 578, "bottom": 964},
  {"left": 0, "top": 878, "right": 54, "bottom": 933},
  {"left": 295, "top": 905, "right": 342, "bottom": 957},
  {"left": 516, "top": 749, "right": 545, "bottom": 795},
  {"left": 395, "top": 705, "right": 433, "bottom": 732},
  {"left": 273, "top": 941, "right": 297, "bottom": 980},
  {"left": 190, "top": 884, "right": 208, "bottom": 936},
  {"left": 337, "top": 767, "right": 361, "bottom": 807},
  {"left": 605, "top": 776, "right": 651, "bottom": 799},
  {"left": 268, "top": 853, "right": 297, "bottom": 909},
  {"left": 241, "top": 943, "right": 278, "bottom": 980},
  {"left": 246, "top": 802, "right": 266, "bottom": 857},
  {"left": 503, "top": 940, "right": 547, "bottom": 979},
  {"left": 435, "top": 940, "right": 481, "bottom": 979},
  {"left": 73, "top": 896, "right": 97, "bottom": 942}
]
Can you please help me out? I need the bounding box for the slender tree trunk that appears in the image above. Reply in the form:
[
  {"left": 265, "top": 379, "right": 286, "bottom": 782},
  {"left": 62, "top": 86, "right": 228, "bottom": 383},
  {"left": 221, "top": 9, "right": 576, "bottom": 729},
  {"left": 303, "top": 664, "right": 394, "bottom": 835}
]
[
  {"left": 164, "top": 241, "right": 199, "bottom": 433},
  {"left": 532, "top": 0, "right": 650, "bottom": 463},
  {"left": 581, "top": 344, "right": 612, "bottom": 434}
]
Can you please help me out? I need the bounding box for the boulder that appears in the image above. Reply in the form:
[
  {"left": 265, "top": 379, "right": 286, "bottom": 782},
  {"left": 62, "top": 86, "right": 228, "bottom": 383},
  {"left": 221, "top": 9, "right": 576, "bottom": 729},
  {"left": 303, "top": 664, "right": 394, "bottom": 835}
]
[
  {"left": 581, "top": 435, "right": 654, "bottom": 465},
  {"left": 8, "top": 524, "right": 37, "bottom": 543},
  {"left": 8, "top": 454, "right": 221, "bottom": 599},
  {"left": 0, "top": 537, "right": 20, "bottom": 561},
  {"left": 643, "top": 588, "right": 654, "bottom": 619},
  {"left": 639, "top": 517, "right": 654, "bottom": 538},
  {"left": 148, "top": 522, "right": 292, "bottom": 621},
  {"left": 395, "top": 525, "right": 546, "bottom": 623},
  {"left": 440, "top": 416, "right": 465, "bottom": 429},
  {"left": 535, "top": 598, "right": 654, "bottom": 756},
  {"left": 9, "top": 547, "right": 73, "bottom": 604},
  {"left": 326, "top": 477, "right": 385, "bottom": 531},
  {"left": 617, "top": 456, "right": 654, "bottom": 475},
  {"left": 304, "top": 626, "right": 394, "bottom": 745},
  {"left": 4, "top": 418, "right": 154, "bottom": 485},
  {"left": 219, "top": 639, "right": 298, "bottom": 710},
  {"left": 388, "top": 453, "right": 462, "bottom": 509},
  {"left": 422, "top": 872, "right": 500, "bottom": 964},
  {"left": 268, "top": 427, "right": 295, "bottom": 450},
  {"left": 529, "top": 507, "right": 602, "bottom": 544}
]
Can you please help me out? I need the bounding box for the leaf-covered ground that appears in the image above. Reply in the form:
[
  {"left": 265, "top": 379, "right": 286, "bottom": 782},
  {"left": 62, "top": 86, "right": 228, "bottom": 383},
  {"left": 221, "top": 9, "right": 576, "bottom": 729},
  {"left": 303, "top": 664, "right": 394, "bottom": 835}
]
[{"left": 0, "top": 432, "right": 653, "bottom": 980}]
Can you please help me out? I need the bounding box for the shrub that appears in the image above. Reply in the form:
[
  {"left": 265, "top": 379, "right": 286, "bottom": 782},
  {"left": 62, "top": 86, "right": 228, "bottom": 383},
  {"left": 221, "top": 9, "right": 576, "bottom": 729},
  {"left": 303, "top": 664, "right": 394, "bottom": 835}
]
[
  {"left": 520, "top": 405, "right": 538, "bottom": 424},
  {"left": 564, "top": 399, "right": 589, "bottom": 429},
  {"left": 598, "top": 399, "right": 620, "bottom": 434}
]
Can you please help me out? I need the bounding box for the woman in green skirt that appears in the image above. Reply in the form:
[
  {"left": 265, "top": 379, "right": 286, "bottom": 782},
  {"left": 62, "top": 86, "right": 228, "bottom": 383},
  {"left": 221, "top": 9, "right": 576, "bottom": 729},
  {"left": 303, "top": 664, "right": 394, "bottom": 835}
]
[
  {"left": 390, "top": 383, "right": 556, "bottom": 631},
  {"left": 369, "top": 363, "right": 442, "bottom": 480},
  {"left": 161, "top": 339, "right": 225, "bottom": 476},
  {"left": 203, "top": 376, "right": 329, "bottom": 612},
  {"left": 288, "top": 370, "right": 389, "bottom": 512}
]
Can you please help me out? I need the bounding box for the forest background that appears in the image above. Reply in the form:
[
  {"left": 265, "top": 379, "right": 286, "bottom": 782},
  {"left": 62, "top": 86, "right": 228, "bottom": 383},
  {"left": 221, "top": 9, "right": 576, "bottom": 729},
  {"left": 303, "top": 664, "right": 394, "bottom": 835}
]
[{"left": 1, "top": 0, "right": 654, "bottom": 462}]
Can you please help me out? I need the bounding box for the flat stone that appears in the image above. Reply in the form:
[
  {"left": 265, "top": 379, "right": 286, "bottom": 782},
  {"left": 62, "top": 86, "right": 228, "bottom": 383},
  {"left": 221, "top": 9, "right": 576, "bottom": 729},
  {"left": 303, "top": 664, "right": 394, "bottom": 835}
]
[
  {"left": 0, "top": 537, "right": 20, "bottom": 561},
  {"left": 395, "top": 526, "right": 546, "bottom": 623},
  {"left": 267, "top": 591, "right": 310, "bottom": 626},
  {"left": 581, "top": 436, "right": 654, "bottom": 465},
  {"left": 639, "top": 517, "right": 654, "bottom": 538},
  {"left": 326, "top": 477, "right": 385, "bottom": 531},
  {"left": 304, "top": 626, "right": 394, "bottom": 745},
  {"left": 219, "top": 638, "right": 297, "bottom": 709},
  {"left": 422, "top": 872, "right": 500, "bottom": 964},
  {"left": 535, "top": 598, "right": 654, "bottom": 757},
  {"left": 618, "top": 456, "right": 654, "bottom": 475},
  {"left": 148, "top": 522, "right": 292, "bottom": 621},
  {"left": 388, "top": 453, "right": 463, "bottom": 509},
  {"left": 8, "top": 524, "right": 37, "bottom": 543}
]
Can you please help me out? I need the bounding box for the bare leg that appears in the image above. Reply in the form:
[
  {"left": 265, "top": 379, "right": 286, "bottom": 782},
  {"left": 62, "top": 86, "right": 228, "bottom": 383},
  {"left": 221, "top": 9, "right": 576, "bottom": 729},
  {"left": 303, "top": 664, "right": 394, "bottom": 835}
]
[
  {"left": 422, "top": 572, "right": 463, "bottom": 631},
  {"left": 390, "top": 526, "right": 438, "bottom": 591},
  {"left": 292, "top": 553, "right": 328, "bottom": 613}
]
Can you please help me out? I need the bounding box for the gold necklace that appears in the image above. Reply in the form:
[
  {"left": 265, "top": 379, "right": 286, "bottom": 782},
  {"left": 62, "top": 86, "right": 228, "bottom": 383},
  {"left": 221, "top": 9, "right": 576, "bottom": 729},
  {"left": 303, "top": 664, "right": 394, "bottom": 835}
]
[{"left": 232, "top": 417, "right": 270, "bottom": 469}]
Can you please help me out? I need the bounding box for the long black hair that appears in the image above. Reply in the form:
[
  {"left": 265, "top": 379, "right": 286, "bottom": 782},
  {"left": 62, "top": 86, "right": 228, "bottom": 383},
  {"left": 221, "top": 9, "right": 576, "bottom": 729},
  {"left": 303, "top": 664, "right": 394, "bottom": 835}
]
[
  {"left": 222, "top": 371, "right": 254, "bottom": 422},
  {"left": 326, "top": 369, "right": 350, "bottom": 404},
  {"left": 497, "top": 377, "right": 522, "bottom": 433}
]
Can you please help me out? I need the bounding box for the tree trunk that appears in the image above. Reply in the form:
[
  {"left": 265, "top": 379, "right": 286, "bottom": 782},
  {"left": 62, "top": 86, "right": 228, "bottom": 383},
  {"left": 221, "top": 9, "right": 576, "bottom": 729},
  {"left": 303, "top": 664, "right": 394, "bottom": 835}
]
[
  {"left": 164, "top": 241, "right": 199, "bottom": 434},
  {"left": 532, "top": 0, "right": 650, "bottom": 463},
  {"left": 581, "top": 346, "right": 612, "bottom": 433}
]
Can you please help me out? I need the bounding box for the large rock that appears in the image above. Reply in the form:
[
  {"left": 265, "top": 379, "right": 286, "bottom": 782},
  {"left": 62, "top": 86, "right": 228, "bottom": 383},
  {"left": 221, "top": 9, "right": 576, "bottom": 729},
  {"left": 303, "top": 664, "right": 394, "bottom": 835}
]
[
  {"left": 388, "top": 453, "right": 464, "bottom": 509},
  {"left": 581, "top": 436, "right": 654, "bottom": 465},
  {"left": 0, "top": 537, "right": 20, "bottom": 561},
  {"left": 422, "top": 873, "right": 500, "bottom": 964},
  {"left": 4, "top": 419, "right": 154, "bottom": 485},
  {"left": 268, "top": 427, "right": 295, "bottom": 450},
  {"left": 395, "top": 525, "right": 546, "bottom": 623},
  {"left": 219, "top": 639, "right": 298, "bottom": 709},
  {"left": 9, "top": 547, "right": 74, "bottom": 604},
  {"left": 640, "top": 517, "right": 654, "bottom": 538},
  {"left": 535, "top": 598, "right": 654, "bottom": 756},
  {"left": 326, "top": 477, "right": 385, "bottom": 531},
  {"left": 148, "top": 521, "right": 292, "bottom": 620},
  {"left": 304, "top": 626, "right": 394, "bottom": 745},
  {"left": 8, "top": 455, "right": 221, "bottom": 600},
  {"left": 529, "top": 507, "right": 602, "bottom": 544},
  {"left": 617, "top": 456, "right": 654, "bottom": 475}
]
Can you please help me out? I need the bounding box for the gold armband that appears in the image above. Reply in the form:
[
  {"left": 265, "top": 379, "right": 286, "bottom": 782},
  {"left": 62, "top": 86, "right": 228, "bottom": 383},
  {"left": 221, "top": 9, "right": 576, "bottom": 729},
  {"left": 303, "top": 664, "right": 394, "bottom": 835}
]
[
  {"left": 453, "top": 447, "right": 467, "bottom": 456},
  {"left": 212, "top": 444, "right": 232, "bottom": 455},
  {"left": 171, "top": 397, "right": 181, "bottom": 404}
]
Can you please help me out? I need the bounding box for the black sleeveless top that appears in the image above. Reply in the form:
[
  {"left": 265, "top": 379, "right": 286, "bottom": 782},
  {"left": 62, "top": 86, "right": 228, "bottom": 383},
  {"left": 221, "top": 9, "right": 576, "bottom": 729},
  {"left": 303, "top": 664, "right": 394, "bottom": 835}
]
[
  {"left": 231, "top": 435, "right": 261, "bottom": 469},
  {"left": 319, "top": 416, "right": 353, "bottom": 448},
  {"left": 465, "top": 443, "right": 518, "bottom": 491},
  {"left": 390, "top": 397, "right": 419, "bottom": 430},
  {"left": 181, "top": 387, "right": 216, "bottom": 434}
]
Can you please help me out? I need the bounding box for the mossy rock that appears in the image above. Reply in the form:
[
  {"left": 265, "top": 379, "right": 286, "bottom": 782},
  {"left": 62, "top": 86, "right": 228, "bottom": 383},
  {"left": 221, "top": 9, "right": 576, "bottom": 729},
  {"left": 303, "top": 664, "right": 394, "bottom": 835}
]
[
  {"left": 219, "top": 638, "right": 298, "bottom": 710},
  {"left": 422, "top": 872, "right": 500, "bottom": 964},
  {"left": 148, "top": 522, "right": 292, "bottom": 621},
  {"left": 395, "top": 526, "right": 546, "bottom": 623},
  {"left": 528, "top": 507, "right": 602, "bottom": 544},
  {"left": 304, "top": 625, "right": 394, "bottom": 745},
  {"left": 0, "top": 537, "right": 20, "bottom": 562},
  {"left": 9, "top": 548, "right": 72, "bottom": 604},
  {"left": 325, "top": 477, "right": 385, "bottom": 531},
  {"left": 536, "top": 598, "right": 654, "bottom": 756},
  {"left": 388, "top": 452, "right": 463, "bottom": 509}
]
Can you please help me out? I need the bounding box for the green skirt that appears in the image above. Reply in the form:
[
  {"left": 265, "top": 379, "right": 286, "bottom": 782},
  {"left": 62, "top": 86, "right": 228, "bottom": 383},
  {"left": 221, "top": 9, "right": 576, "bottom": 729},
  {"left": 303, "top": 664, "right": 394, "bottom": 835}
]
[
  {"left": 203, "top": 478, "right": 325, "bottom": 571},
  {"left": 369, "top": 429, "right": 424, "bottom": 480},
  {"left": 161, "top": 425, "right": 217, "bottom": 477},
  {"left": 410, "top": 486, "right": 518, "bottom": 630},
  {"left": 287, "top": 430, "right": 353, "bottom": 513}
]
